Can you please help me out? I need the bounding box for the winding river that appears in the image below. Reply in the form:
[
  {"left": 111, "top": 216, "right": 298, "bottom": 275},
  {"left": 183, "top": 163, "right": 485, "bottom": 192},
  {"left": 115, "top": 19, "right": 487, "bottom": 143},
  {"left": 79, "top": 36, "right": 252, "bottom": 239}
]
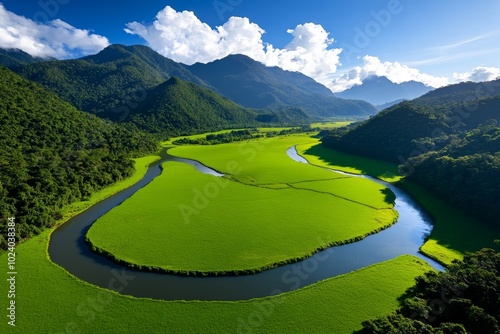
[{"left": 49, "top": 148, "right": 443, "bottom": 301}]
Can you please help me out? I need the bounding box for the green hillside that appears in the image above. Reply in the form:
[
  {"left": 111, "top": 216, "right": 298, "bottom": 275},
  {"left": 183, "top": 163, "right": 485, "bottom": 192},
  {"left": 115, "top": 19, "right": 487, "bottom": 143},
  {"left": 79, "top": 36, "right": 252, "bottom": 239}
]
[
  {"left": 0, "top": 65, "right": 157, "bottom": 249},
  {"left": 14, "top": 44, "right": 203, "bottom": 116},
  {"left": 125, "top": 76, "right": 310, "bottom": 136},
  {"left": 0, "top": 47, "right": 48, "bottom": 69}
]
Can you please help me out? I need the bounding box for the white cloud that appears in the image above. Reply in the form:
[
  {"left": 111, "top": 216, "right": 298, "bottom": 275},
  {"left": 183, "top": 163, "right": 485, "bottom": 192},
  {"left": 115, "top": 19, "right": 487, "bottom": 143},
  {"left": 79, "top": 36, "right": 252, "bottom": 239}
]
[
  {"left": 453, "top": 66, "right": 500, "bottom": 83},
  {"left": 0, "top": 4, "right": 109, "bottom": 58},
  {"left": 330, "top": 56, "right": 450, "bottom": 92},
  {"left": 125, "top": 6, "right": 342, "bottom": 88}
]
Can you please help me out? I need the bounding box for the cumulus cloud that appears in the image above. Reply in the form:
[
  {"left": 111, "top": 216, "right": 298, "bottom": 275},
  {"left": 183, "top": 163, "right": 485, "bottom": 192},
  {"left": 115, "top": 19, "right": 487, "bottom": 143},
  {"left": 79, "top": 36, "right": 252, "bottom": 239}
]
[
  {"left": 330, "top": 56, "right": 450, "bottom": 92},
  {"left": 0, "top": 4, "right": 109, "bottom": 58},
  {"left": 125, "top": 6, "right": 342, "bottom": 88},
  {"left": 453, "top": 66, "right": 500, "bottom": 83}
]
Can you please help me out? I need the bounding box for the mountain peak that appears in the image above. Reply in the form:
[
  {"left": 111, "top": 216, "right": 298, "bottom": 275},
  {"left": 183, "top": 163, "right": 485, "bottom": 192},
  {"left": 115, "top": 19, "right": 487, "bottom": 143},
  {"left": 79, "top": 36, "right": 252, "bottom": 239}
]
[
  {"left": 187, "top": 54, "right": 376, "bottom": 117},
  {"left": 336, "top": 75, "right": 433, "bottom": 106},
  {"left": 165, "top": 76, "right": 184, "bottom": 86},
  {"left": 83, "top": 44, "right": 132, "bottom": 63}
]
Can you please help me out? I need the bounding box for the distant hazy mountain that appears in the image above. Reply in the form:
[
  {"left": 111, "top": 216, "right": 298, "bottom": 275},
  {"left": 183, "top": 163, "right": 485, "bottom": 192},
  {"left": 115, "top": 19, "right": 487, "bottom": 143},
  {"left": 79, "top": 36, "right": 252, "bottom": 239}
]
[
  {"left": 336, "top": 76, "right": 433, "bottom": 106},
  {"left": 0, "top": 48, "right": 49, "bottom": 68},
  {"left": 188, "top": 54, "right": 377, "bottom": 118},
  {"left": 376, "top": 99, "right": 406, "bottom": 110},
  {"left": 414, "top": 79, "right": 500, "bottom": 106}
]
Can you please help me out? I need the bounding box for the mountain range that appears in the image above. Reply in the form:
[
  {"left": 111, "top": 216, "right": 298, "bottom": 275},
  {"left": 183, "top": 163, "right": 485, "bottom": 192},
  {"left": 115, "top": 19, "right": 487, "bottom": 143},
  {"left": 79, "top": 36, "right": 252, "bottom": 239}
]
[
  {"left": 1, "top": 45, "right": 377, "bottom": 123},
  {"left": 335, "top": 75, "right": 433, "bottom": 107},
  {"left": 188, "top": 54, "right": 376, "bottom": 117}
]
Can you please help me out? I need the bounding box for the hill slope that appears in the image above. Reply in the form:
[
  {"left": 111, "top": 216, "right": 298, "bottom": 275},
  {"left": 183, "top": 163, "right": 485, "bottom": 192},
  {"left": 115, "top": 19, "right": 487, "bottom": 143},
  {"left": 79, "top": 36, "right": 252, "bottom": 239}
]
[
  {"left": 14, "top": 44, "right": 205, "bottom": 116},
  {"left": 188, "top": 54, "right": 377, "bottom": 118},
  {"left": 321, "top": 79, "right": 500, "bottom": 226},
  {"left": 0, "top": 47, "right": 48, "bottom": 68},
  {"left": 0, "top": 65, "right": 157, "bottom": 249},
  {"left": 125, "top": 76, "right": 261, "bottom": 135},
  {"left": 335, "top": 76, "right": 433, "bottom": 106}
]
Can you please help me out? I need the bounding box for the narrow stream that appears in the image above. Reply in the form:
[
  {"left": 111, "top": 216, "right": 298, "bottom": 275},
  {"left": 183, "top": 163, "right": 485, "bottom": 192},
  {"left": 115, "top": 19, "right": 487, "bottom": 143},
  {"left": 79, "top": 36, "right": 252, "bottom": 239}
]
[{"left": 48, "top": 147, "right": 443, "bottom": 301}]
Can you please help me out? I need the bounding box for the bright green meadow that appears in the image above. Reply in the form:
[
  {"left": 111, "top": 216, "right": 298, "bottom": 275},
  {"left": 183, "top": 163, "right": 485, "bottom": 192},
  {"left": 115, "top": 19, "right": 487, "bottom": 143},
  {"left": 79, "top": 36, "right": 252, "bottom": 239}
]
[
  {"left": 87, "top": 136, "right": 398, "bottom": 274},
  {"left": 0, "top": 229, "right": 431, "bottom": 333},
  {"left": 310, "top": 121, "right": 352, "bottom": 129}
]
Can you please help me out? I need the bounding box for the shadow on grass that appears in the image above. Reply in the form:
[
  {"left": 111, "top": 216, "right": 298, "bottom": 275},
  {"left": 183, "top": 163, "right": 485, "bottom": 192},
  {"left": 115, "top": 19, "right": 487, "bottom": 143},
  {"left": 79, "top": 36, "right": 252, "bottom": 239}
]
[
  {"left": 303, "top": 144, "right": 401, "bottom": 182},
  {"left": 380, "top": 187, "right": 396, "bottom": 205},
  {"left": 304, "top": 143, "right": 500, "bottom": 263},
  {"left": 397, "top": 180, "right": 500, "bottom": 259}
]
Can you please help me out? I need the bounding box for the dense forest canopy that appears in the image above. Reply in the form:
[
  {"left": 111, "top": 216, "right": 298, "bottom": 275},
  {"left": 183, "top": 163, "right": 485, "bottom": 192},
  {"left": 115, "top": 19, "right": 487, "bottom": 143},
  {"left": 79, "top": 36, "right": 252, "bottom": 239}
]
[
  {"left": 358, "top": 248, "right": 500, "bottom": 334},
  {"left": 123, "top": 76, "right": 306, "bottom": 136},
  {"left": 0, "top": 65, "right": 157, "bottom": 250}
]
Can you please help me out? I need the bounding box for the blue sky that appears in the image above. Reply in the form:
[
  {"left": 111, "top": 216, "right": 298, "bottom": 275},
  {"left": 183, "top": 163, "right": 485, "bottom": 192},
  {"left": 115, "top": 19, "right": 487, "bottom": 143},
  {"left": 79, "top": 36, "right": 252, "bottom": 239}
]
[{"left": 1, "top": 0, "right": 499, "bottom": 91}]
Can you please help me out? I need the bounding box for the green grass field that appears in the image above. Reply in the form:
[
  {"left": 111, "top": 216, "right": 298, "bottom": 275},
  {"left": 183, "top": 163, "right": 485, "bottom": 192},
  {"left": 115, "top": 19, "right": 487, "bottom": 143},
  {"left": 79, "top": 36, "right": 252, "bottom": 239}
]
[
  {"left": 310, "top": 121, "right": 352, "bottom": 129},
  {"left": 1, "top": 137, "right": 435, "bottom": 332},
  {"left": 0, "top": 226, "right": 432, "bottom": 333},
  {"left": 87, "top": 136, "right": 398, "bottom": 274},
  {"left": 164, "top": 127, "right": 298, "bottom": 145},
  {"left": 299, "top": 143, "right": 500, "bottom": 265},
  {"left": 298, "top": 143, "right": 402, "bottom": 182}
]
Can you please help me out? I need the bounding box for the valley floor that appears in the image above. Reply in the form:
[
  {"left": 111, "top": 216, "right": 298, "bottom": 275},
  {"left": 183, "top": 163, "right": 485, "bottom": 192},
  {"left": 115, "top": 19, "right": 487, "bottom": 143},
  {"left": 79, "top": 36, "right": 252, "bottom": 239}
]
[{"left": 3, "top": 129, "right": 498, "bottom": 333}]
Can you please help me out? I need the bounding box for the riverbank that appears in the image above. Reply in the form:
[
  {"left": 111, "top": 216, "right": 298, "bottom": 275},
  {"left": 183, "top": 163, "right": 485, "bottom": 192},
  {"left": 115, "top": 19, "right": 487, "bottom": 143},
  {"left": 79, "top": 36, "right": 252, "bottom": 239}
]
[
  {"left": 298, "top": 143, "right": 500, "bottom": 266},
  {"left": 85, "top": 136, "right": 399, "bottom": 276},
  {"left": 1, "top": 228, "right": 432, "bottom": 333}
]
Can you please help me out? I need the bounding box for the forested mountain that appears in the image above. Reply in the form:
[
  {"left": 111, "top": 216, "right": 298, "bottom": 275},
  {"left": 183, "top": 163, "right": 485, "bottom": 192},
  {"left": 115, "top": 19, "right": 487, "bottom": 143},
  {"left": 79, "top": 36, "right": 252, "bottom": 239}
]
[
  {"left": 188, "top": 54, "right": 377, "bottom": 118},
  {"left": 0, "top": 65, "right": 157, "bottom": 250},
  {"left": 322, "top": 80, "right": 500, "bottom": 226},
  {"left": 13, "top": 44, "right": 205, "bottom": 116},
  {"left": 414, "top": 79, "right": 500, "bottom": 106},
  {"left": 335, "top": 75, "right": 432, "bottom": 106},
  {"left": 123, "top": 76, "right": 311, "bottom": 136},
  {"left": 11, "top": 46, "right": 376, "bottom": 121},
  {"left": 0, "top": 48, "right": 49, "bottom": 69},
  {"left": 124, "top": 76, "right": 257, "bottom": 135}
]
